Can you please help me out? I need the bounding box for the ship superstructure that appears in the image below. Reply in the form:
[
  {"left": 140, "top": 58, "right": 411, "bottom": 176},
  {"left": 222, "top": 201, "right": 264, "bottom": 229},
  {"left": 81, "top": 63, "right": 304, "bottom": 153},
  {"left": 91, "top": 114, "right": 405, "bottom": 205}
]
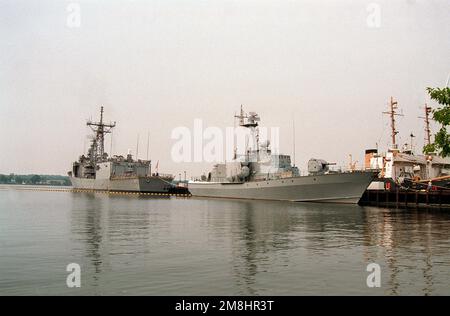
[
  {"left": 69, "top": 107, "right": 174, "bottom": 193},
  {"left": 366, "top": 99, "right": 450, "bottom": 190}
]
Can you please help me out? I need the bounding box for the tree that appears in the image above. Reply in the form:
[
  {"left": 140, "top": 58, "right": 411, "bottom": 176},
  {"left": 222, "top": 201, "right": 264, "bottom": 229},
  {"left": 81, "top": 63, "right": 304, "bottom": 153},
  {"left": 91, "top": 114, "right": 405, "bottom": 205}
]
[
  {"left": 0, "top": 174, "right": 7, "bottom": 184},
  {"left": 423, "top": 87, "right": 450, "bottom": 157},
  {"left": 14, "top": 175, "right": 24, "bottom": 184},
  {"left": 30, "top": 175, "right": 42, "bottom": 184}
]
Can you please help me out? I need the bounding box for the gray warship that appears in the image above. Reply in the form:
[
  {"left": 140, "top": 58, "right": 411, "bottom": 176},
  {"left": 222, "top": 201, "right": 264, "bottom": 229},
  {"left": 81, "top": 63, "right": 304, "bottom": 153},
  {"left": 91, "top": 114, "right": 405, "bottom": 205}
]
[
  {"left": 68, "top": 107, "right": 174, "bottom": 193},
  {"left": 188, "top": 107, "right": 375, "bottom": 203}
]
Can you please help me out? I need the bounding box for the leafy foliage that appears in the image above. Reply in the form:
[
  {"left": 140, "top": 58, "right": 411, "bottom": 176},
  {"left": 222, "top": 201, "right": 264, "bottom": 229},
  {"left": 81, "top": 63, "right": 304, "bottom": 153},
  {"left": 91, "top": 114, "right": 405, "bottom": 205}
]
[{"left": 423, "top": 87, "right": 450, "bottom": 157}]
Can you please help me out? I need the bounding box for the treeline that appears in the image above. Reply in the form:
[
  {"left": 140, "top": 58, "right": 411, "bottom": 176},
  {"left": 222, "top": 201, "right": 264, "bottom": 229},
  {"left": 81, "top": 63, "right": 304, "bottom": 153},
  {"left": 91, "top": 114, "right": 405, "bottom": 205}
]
[{"left": 0, "top": 174, "right": 71, "bottom": 186}]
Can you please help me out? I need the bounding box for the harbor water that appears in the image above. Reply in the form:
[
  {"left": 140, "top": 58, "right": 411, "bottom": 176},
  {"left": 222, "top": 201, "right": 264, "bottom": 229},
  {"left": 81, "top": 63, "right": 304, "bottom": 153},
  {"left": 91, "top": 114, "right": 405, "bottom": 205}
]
[{"left": 1, "top": 185, "right": 450, "bottom": 295}]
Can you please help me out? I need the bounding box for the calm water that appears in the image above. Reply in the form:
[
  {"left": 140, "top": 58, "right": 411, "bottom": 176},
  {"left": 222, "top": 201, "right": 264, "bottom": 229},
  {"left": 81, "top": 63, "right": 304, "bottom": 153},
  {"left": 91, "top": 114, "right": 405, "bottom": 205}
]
[{"left": 1, "top": 185, "right": 450, "bottom": 295}]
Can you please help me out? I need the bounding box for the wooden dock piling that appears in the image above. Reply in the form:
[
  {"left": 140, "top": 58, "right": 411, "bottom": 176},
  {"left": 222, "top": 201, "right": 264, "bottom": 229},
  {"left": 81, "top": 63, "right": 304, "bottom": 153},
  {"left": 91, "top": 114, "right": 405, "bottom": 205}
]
[{"left": 359, "top": 189, "right": 450, "bottom": 210}]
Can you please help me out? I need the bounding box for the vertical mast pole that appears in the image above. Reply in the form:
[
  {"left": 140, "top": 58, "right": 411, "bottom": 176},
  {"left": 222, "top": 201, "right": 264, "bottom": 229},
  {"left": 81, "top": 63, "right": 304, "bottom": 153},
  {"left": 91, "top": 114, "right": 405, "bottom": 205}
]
[
  {"left": 136, "top": 134, "right": 140, "bottom": 160},
  {"left": 410, "top": 133, "right": 415, "bottom": 153},
  {"left": 146, "top": 131, "right": 150, "bottom": 161},
  {"left": 293, "top": 116, "right": 296, "bottom": 167},
  {"left": 86, "top": 106, "right": 115, "bottom": 163},
  {"left": 110, "top": 130, "right": 113, "bottom": 157},
  {"left": 99, "top": 106, "right": 104, "bottom": 159},
  {"left": 383, "top": 97, "right": 402, "bottom": 150},
  {"left": 425, "top": 104, "right": 432, "bottom": 146},
  {"left": 390, "top": 97, "right": 397, "bottom": 147},
  {"left": 233, "top": 112, "right": 237, "bottom": 160}
]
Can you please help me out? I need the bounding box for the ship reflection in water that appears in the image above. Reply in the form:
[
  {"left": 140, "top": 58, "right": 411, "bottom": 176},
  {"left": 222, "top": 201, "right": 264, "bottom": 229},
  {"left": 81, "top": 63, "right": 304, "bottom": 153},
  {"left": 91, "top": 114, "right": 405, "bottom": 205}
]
[{"left": 1, "top": 187, "right": 450, "bottom": 295}]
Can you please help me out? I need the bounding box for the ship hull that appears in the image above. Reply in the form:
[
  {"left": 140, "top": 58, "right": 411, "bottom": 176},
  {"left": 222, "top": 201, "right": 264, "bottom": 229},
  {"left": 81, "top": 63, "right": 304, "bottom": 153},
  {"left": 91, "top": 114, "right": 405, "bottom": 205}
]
[
  {"left": 69, "top": 176, "right": 173, "bottom": 193},
  {"left": 188, "top": 171, "right": 375, "bottom": 204}
]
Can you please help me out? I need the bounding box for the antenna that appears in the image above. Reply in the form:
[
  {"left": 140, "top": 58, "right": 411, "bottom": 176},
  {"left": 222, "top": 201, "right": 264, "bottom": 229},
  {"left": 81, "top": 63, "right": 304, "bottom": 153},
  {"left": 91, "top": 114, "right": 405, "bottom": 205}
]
[
  {"left": 136, "top": 134, "right": 140, "bottom": 160},
  {"left": 86, "top": 106, "right": 116, "bottom": 163},
  {"left": 235, "top": 105, "right": 260, "bottom": 160},
  {"left": 83, "top": 135, "right": 86, "bottom": 155},
  {"left": 146, "top": 131, "right": 150, "bottom": 161},
  {"left": 418, "top": 104, "right": 432, "bottom": 146},
  {"left": 292, "top": 115, "right": 296, "bottom": 167},
  {"left": 245, "top": 135, "right": 249, "bottom": 162},
  {"left": 233, "top": 111, "right": 237, "bottom": 160},
  {"left": 410, "top": 132, "right": 415, "bottom": 153},
  {"left": 110, "top": 130, "right": 113, "bottom": 157},
  {"left": 236, "top": 105, "right": 245, "bottom": 126},
  {"left": 382, "top": 97, "right": 403, "bottom": 149}
]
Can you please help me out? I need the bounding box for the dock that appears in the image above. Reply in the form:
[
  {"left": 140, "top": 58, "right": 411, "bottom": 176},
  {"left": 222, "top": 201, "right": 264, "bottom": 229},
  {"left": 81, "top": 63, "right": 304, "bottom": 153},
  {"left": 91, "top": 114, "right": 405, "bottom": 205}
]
[{"left": 359, "top": 189, "right": 450, "bottom": 210}]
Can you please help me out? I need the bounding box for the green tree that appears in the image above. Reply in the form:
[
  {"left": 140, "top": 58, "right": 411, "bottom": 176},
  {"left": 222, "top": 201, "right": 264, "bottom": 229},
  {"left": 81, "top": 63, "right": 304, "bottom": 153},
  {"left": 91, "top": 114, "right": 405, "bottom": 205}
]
[
  {"left": 14, "top": 175, "right": 24, "bottom": 184},
  {"left": 423, "top": 87, "right": 450, "bottom": 157},
  {"left": 0, "top": 174, "right": 7, "bottom": 183},
  {"left": 30, "top": 174, "right": 42, "bottom": 184}
]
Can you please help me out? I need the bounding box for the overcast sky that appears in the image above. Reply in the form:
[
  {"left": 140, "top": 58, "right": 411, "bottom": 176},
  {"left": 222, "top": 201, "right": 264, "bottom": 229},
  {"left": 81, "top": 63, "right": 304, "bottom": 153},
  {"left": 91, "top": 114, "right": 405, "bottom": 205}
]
[{"left": 1, "top": 0, "right": 449, "bottom": 178}]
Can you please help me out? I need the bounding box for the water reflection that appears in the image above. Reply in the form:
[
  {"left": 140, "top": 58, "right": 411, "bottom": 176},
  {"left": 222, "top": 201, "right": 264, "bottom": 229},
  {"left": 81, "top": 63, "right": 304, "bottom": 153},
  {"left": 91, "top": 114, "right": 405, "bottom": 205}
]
[
  {"left": 70, "top": 193, "right": 105, "bottom": 285},
  {"left": 221, "top": 201, "right": 450, "bottom": 295},
  {"left": 68, "top": 192, "right": 450, "bottom": 295},
  {"left": 362, "top": 208, "right": 450, "bottom": 295},
  {"left": 70, "top": 193, "right": 153, "bottom": 290},
  {"left": 226, "top": 201, "right": 294, "bottom": 295}
]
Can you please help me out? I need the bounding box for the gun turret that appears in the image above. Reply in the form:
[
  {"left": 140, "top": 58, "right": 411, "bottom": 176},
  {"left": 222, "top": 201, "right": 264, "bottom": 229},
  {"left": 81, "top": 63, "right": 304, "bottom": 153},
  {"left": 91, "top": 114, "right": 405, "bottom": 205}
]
[{"left": 308, "top": 159, "right": 336, "bottom": 175}]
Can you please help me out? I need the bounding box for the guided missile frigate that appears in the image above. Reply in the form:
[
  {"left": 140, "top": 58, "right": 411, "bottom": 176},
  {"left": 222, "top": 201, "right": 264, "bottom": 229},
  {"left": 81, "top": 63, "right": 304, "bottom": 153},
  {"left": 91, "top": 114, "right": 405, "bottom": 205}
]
[{"left": 68, "top": 107, "right": 174, "bottom": 193}]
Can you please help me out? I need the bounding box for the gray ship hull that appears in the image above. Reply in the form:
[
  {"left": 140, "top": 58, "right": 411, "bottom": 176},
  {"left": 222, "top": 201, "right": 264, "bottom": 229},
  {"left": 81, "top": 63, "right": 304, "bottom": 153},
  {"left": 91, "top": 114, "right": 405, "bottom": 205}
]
[
  {"left": 188, "top": 171, "right": 374, "bottom": 203},
  {"left": 70, "top": 176, "right": 173, "bottom": 193}
]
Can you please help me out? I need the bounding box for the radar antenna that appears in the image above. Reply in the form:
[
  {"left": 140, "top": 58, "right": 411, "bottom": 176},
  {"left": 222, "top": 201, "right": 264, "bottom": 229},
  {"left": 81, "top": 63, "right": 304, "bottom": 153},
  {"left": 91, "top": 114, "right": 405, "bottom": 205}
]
[
  {"left": 86, "top": 106, "right": 116, "bottom": 164},
  {"left": 234, "top": 105, "right": 260, "bottom": 156}
]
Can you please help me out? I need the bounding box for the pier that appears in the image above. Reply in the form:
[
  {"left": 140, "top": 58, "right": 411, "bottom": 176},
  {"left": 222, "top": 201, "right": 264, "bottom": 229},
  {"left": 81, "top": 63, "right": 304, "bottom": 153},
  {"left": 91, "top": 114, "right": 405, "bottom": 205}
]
[{"left": 359, "top": 189, "right": 450, "bottom": 210}]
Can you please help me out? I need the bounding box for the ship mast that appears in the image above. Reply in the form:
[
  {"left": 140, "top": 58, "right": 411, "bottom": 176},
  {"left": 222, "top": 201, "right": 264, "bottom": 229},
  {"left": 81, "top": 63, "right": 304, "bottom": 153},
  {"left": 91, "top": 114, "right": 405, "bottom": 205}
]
[
  {"left": 383, "top": 97, "right": 403, "bottom": 150},
  {"left": 292, "top": 116, "right": 296, "bottom": 167},
  {"left": 409, "top": 132, "right": 415, "bottom": 153},
  {"left": 421, "top": 103, "right": 432, "bottom": 146},
  {"left": 236, "top": 105, "right": 245, "bottom": 126},
  {"left": 87, "top": 106, "right": 116, "bottom": 164},
  {"left": 234, "top": 105, "right": 260, "bottom": 159}
]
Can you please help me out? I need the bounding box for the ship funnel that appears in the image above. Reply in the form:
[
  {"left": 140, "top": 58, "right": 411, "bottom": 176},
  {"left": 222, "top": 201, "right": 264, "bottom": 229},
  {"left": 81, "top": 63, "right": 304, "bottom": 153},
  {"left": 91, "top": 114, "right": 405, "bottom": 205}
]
[{"left": 365, "top": 149, "right": 378, "bottom": 170}]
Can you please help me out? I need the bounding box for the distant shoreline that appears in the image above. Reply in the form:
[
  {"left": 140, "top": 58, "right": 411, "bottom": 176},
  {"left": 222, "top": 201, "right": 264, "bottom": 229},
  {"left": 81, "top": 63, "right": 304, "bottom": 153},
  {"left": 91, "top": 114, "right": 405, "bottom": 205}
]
[
  {"left": 0, "top": 174, "right": 71, "bottom": 186},
  {"left": 0, "top": 183, "right": 71, "bottom": 187}
]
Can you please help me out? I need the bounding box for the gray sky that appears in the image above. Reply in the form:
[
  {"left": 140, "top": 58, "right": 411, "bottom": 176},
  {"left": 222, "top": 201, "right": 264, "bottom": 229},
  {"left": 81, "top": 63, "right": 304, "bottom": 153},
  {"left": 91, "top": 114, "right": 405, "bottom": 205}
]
[{"left": 1, "top": 0, "right": 449, "bottom": 178}]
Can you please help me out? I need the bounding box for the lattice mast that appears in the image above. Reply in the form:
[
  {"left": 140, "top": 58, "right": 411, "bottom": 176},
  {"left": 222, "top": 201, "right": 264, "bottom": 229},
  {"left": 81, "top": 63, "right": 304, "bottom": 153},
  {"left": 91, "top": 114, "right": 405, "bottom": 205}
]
[
  {"left": 420, "top": 104, "right": 433, "bottom": 146},
  {"left": 383, "top": 97, "right": 403, "bottom": 149},
  {"left": 234, "top": 105, "right": 260, "bottom": 160},
  {"left": 87, "top": 106, "right": 116, "bottom": 164}
]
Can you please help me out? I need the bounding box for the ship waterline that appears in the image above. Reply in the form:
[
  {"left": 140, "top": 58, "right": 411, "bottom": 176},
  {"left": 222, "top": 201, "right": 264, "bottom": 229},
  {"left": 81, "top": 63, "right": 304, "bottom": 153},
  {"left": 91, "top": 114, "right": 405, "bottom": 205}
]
[
  {"left": 70, "top": 176, "right": 174, "bottom": 193},
  {"left": 189, "top": 171, "right": 375, "bottom": 203}
]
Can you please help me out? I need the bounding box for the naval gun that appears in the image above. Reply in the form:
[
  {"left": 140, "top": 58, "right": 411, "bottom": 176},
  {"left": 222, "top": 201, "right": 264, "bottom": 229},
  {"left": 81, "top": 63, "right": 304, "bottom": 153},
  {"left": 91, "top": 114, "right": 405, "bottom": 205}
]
[
  {"left": 308, "top": 159, "right": 336, "bottom": 175},
  {"left": 225, "top": 161, "right": 251, "bottom": 182}
]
